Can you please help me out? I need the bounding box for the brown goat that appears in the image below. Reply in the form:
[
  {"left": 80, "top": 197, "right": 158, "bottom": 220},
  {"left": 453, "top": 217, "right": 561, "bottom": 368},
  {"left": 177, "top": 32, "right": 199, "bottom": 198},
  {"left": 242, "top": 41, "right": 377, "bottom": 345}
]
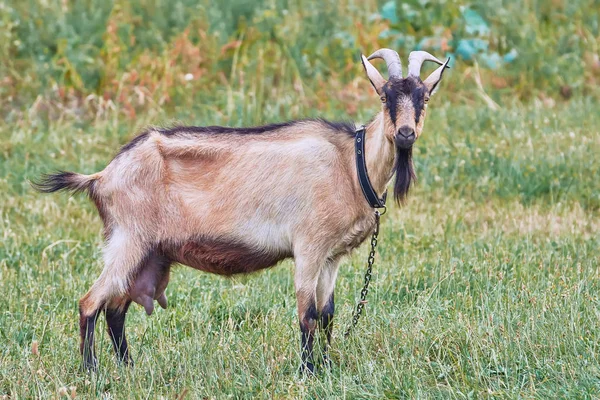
[{"left": 34, "top": 49, "right": 449, "bottom": 372}]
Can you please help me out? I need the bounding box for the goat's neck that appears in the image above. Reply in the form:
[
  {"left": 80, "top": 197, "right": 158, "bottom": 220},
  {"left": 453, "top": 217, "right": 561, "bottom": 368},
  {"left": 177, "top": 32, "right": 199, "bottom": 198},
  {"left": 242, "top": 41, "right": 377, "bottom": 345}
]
[{"left": 363, "top": 112, "right": 396, "bottom": 197}]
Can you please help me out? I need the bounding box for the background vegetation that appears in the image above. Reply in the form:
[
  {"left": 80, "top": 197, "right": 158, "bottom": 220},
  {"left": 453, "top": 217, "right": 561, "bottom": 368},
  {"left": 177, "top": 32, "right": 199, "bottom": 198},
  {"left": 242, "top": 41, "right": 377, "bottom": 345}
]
[{"left": 1, "top": 0, "right": 599, "bottom": 398}]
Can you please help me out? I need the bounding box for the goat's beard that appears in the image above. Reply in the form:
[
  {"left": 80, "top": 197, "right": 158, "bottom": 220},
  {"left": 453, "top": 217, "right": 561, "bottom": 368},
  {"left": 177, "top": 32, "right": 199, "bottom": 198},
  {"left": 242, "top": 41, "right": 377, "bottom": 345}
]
[{"left": 393, "top": 145, "right": 415, "bottom": 204}]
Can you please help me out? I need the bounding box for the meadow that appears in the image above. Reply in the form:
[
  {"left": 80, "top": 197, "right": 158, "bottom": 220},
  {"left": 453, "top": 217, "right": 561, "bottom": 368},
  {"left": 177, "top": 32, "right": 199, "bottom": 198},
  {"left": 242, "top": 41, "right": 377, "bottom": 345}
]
[{"left": 1, "top": 0, "right": 600, "bottom": 398}]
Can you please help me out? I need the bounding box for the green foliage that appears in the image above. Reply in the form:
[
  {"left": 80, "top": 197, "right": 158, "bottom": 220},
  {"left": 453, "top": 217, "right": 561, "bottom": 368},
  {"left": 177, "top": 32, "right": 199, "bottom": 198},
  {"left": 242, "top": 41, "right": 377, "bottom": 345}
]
[
  {"left": 1, "top": 0, "right": 600, "bottom": 398},
  {"left": 7, "top": 0, "right": 114, "bottom": 90},
  {"left": 380, "top": 0, "right": 600, "bottom": 98},
  {"left": 1, "top": 0, "right": 598, "bottom": 118}
]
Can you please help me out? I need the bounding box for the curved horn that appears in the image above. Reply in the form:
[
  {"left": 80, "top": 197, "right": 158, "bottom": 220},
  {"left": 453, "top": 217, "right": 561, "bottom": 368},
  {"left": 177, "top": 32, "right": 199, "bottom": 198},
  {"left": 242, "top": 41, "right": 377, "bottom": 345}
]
[
  {"left": 407, "top": 51, "right": 445, "bottom": 78},
  {"left": 367, "top": 48, "right": 403, "bottom": 79}
]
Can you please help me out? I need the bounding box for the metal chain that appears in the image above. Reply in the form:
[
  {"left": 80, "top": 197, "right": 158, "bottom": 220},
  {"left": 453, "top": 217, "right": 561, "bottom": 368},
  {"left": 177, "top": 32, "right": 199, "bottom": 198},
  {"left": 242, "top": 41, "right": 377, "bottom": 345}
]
[{"left": 345, "top": 210, "right": 381, "bottom": 338}]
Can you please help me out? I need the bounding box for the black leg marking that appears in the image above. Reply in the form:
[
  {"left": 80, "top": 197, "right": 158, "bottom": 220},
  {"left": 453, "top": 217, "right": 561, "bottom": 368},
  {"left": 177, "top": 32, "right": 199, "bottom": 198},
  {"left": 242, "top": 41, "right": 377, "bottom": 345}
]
[
  {"left": 299, "top": 302, "right": 318, "bottom": 374},
  {"left": 320, "top": 293, "right": 335, "bottom": 367},
  {"left": 105, "top": 300, "right": 133, "bottom": 365},
  {"left": 79, "top": 307, "right": 100, "bottom": 371}
]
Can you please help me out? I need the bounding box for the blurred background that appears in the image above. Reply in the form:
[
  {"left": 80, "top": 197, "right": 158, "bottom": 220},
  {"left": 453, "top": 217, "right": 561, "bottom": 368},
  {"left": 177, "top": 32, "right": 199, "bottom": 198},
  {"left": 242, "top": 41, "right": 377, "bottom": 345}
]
[
  {"left": 1, "top": 1, "right": 600, "bottom": 398},
  {"left": 2, "top": 0, "right": 599, "bottom": 121}
]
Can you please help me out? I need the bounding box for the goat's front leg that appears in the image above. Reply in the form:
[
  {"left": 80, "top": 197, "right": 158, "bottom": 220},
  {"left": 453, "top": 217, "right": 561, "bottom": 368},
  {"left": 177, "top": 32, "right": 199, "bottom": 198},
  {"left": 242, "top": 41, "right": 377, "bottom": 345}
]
[
  {"left": 294, "top": 253, "right": 323, "bottom": 374},
  {"left": 316, "top": 257, "right": 341, "bottom": 367}
]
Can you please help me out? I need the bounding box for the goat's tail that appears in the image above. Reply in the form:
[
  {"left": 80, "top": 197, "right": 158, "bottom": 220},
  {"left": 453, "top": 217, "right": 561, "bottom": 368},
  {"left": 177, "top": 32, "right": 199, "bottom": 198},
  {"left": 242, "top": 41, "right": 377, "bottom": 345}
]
[{"left": 31, "top": 171, "right": 98, "bottom": 195}]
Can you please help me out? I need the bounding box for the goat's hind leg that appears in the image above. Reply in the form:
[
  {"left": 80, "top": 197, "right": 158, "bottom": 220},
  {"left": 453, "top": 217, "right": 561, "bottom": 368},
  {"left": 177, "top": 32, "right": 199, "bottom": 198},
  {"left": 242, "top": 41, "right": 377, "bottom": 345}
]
[
  {"left": 105, "top": 296, "right": 133, "bottom": 365},
  {"left": 79, "top": 302, "right": 101, "bottom": 371},
  {"left": 79, "top": 228, "right": 147, "bottom": 370},
  {"left": 103, "top": 252, "right": 171, "bottom": 366}
]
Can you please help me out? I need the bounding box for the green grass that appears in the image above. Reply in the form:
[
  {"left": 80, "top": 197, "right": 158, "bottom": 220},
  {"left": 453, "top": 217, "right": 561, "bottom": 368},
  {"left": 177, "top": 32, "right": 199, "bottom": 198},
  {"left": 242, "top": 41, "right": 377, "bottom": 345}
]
[
  {"left": 1, "top": 0, "right": 600, "bottom": 398},
  {"left": 2, "top": 100, "right": 599, "bottom": 398}
]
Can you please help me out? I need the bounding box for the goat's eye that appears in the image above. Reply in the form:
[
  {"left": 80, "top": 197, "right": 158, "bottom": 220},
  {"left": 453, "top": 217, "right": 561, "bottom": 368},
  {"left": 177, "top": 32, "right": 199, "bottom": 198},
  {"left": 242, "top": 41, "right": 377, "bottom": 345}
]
[
  {"left": 380, "top": 96, "right": 386, "bottom": 103},
  {"left": 424, "top": 96, "right": 430, "bottom": 103}
]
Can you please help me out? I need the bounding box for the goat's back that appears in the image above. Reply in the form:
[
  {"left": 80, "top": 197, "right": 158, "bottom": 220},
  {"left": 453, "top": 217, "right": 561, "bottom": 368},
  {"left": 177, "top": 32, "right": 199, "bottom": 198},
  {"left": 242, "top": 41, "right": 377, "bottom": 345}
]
[{"left": 94, "top": 120, "right": 364, "bottom": 262}]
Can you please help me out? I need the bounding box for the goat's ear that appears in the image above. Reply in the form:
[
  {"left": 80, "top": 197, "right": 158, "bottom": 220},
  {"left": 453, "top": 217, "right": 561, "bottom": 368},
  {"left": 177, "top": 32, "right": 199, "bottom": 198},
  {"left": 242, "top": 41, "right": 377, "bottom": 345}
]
[
  {"left": 361, "top": 54, "right": 386, "bottom": 96},
  {"left": 423, "top": 57, "right": 450, "bottom": 96}
]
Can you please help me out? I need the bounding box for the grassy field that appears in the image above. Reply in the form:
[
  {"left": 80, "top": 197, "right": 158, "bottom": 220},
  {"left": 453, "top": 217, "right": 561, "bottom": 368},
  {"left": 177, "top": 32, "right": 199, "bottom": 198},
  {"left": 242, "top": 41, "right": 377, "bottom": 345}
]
[{"left": 1, "top": 0, "right": 600, "bottom": 398}]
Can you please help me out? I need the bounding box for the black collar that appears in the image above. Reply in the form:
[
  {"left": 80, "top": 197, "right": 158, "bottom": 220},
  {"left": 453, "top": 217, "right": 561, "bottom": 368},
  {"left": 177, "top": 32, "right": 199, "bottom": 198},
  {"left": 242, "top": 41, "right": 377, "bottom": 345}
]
[{"left": 355, "top": 126, "right": 387, "bottom": 209}]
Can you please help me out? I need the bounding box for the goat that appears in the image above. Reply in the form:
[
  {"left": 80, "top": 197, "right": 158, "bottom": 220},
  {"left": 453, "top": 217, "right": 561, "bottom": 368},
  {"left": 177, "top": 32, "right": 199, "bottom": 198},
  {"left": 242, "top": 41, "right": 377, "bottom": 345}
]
[{"left": 34, "top": 48, "right": 449, "bottom": 373}]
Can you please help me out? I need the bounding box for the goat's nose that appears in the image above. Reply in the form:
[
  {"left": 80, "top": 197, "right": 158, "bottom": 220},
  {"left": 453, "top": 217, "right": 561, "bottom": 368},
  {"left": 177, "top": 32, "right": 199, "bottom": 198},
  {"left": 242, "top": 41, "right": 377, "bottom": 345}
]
[
  {"left": 398, "top": 126, "right": 415, "bottom": 138},
  {"left": 395, "top": 126, "right": 416, "bottom": 149}
]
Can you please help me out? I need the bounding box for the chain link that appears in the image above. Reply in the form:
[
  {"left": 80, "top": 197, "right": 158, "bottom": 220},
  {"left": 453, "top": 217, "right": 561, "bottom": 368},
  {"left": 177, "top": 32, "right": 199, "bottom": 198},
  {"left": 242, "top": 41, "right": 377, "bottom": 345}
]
[{"left": 345, "top": 210, "right": 381, "bottom": 338}]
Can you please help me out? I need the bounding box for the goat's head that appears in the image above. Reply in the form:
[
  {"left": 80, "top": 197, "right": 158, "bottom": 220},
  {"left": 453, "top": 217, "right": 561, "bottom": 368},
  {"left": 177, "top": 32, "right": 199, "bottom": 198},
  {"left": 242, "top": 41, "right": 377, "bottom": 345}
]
[{"left": 361, "top": 49, "right": 450, "bottom": 149}]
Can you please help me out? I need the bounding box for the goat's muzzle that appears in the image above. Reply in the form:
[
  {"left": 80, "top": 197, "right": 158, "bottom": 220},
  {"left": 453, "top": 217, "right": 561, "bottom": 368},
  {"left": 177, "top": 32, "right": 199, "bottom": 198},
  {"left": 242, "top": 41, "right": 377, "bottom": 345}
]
[{"left": 395, "top": 126, "right": 416, "bottom": 149}]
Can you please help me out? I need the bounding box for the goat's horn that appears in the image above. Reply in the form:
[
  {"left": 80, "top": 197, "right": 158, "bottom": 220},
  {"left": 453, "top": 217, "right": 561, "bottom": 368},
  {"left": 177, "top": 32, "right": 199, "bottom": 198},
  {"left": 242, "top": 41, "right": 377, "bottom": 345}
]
[
  {"left": 367, "top": 48, "right": 403, "bottom": 79},
  {"left": 407, "top": 51, "right": 446, "bottom": 78}
]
